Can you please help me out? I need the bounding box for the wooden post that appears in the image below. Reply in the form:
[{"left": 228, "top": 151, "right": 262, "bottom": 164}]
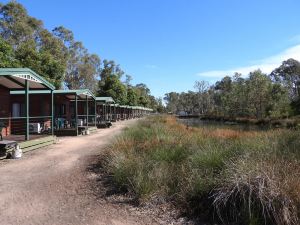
[
  {"left": 114, "top": 104, "right": 116, "bottom": 121},
  {"left": 25, "top": 80, "right": 29, "bottom": 141},
  {"left": 102, "top": 104, "right": 104, "bottom": 122},
  {"left": 86, "top": 95, "right": 89, "bottom": 128},
  {"left": 94, "top": 99, "right": 96, "bottom": 127},
  {"left": 109, "top": 105, "right": 111, "bottom": 121},
  {"left": 75, "top": 94, "right": 78, "bottom": 136},
  {"left": 51, "top": 90, "right": 54, "bottom": 136},
  {"left": 104, "top": 104, "right": 107, "bottom": 121}
]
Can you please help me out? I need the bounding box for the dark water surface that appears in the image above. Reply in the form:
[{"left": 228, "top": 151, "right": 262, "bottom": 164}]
[{"left": 178, "top": 118, "right": 272, "bottom": 131}]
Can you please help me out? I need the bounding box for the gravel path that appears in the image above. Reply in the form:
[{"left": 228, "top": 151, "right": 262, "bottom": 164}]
[{"left": 0, "top": 120, "right": 160, "bottom": 225}]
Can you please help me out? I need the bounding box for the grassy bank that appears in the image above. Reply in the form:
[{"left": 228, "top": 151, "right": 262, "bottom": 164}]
[{"left": 102, "top": 116, "right": 300, "bottom": 225}]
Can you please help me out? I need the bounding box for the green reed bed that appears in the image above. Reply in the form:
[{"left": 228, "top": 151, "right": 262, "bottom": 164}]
[{"left": 102, "top": 116, "right": 300, "bottom": 225}]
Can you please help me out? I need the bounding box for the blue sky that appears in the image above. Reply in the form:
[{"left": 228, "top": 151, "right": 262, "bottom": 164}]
[{"left": 9, "top": 0, "right": 300, "bottom": 98}]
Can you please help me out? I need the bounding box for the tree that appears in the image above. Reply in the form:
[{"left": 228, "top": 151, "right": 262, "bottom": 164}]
[
  {"left": 0, "top": 36, "right": 19, "bottom": 67},
  {"left": 0, "top": 1, "right": 43, "bottom": 48},
  {"left": 268, "top": 83, "right": 291, "bottom": 118},
  {"left": 270, "top": 59, "right": 300, "bottom": 101},
  {"left": 127, "top": 87, "right": 137, "bottom": 106},
  {"left": 0, "top": 1, "right": 156, "bottom": 109},
  {"left": 0, "top": 1, "right": 67, "bottom": 88},
  {"left": 77, "top": 53, "right": 101, "bottom": 92},
  {"left": 194, "top": 80, "right": 209, "bottom": 114},
  {"left": 53, "top": 26, "right": 100, "bottom": 91},
  {"left": 135, "top": 83, "right": 151, "bottom": 106},
  {"left": 214, "top": 76, "right": 233, "bottom": 117},
  {"left": 246, "top": 70, "right": 272, "bottom": 119},
  {"left": 98, "top": 75, "right": 127, "bottom": 104},
  {"left": 155, "top": 97, "right": 165, "bottom": 113},
  {"left": 270, "top": 59, "right": 300, "bottom": 114},
  {"left": 99, "top": 60, "right": 124, "bottom": 80},
  {"left": 164, "top": 92, "right": 180, "bottom": 113},
  {"left": 125, "top": 74, "right": 132, "bottom": 87}
]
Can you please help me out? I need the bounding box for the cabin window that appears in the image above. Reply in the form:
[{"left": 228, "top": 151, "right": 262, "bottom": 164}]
[{"left": 12, "top": 103, "right": 25, "bottom": 117}]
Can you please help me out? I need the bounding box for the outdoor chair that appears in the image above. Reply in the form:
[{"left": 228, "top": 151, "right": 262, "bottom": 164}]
[
  {"left": 64, "top": 120, "right": 70, "bottom": 129},
  {"left": 0, "top": 122, "right": 6, "bottom": 141}
]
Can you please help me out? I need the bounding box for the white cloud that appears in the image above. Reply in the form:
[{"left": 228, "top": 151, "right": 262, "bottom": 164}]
[
  {"left": 290, "top": 34, "right": 300, "bottom": 43},
  {"left": 197, "top": 44, "right": 300, "bottom": 79}
]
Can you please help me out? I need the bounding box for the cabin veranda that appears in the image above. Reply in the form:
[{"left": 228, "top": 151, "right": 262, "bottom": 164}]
[
  {"left": 0, "top": 68, "right": 153, "bottom": 157},
  {"left": 0, "top": 68, "right": 56, "bottom": 154}
]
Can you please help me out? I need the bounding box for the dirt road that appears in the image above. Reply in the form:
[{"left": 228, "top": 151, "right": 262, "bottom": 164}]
[{"left": 0, "top": 120, "right": 161, "bottom": 225}]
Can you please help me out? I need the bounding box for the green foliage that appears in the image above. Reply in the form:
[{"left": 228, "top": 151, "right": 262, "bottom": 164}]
[
  {"left": 0, "top": 1, "right": 68, "bottom": 88},
  {"left": 126, "top": 87, "right": 138, "bottom": 106},
  {"left": 165, "top": 61, "right": 299, "bottom": 119},
  {"left": 0, "top": 1, "right": 159, "bottom": 110},
  {"left": 98, "top": 64, "right": 162, "bottom": 110},
  {"left": 98, "top": 74, "right": 127, "bottom": 104},
  {"left": 53, "top": 26, "right": 101, "bottom": 91},
  {"left": 0, "top": 37, "right": 19, "bottom": 67},
  {"left": 271, "top": 58, "right": 300, "bottom": 100}
]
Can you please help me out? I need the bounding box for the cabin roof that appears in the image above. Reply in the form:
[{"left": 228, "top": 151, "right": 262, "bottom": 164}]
[
  {"left": 53, "top": 89, "right": 96, "bottom": 99},
  {"left": 95, "top": 97, "right": 115, "bottom": 103},
  {"left": 0, "top": 68, "right": 55, "bottom": 90}
]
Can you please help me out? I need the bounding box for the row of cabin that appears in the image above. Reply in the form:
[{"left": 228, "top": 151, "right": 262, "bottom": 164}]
[{"left": 0, "top": 68, "right": 152, "bottom": 142}]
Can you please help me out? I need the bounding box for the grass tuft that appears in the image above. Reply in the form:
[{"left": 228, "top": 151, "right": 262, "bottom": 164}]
[{"left": 102, "top": 115, "right": 300, "bottom": 224}]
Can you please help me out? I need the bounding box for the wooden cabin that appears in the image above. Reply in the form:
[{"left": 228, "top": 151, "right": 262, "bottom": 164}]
[
  {"left": 96, "top": 97, "right": 115, "bottom": 128},
  {"left": 0, "top": 68, "right": 56, "bottom": 152},
  {"left": 53, "top": 90, "right": 97, "bottom": 136}
]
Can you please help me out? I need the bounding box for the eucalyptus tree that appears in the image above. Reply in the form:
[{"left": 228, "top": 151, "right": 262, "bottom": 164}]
[
  {"left": 246, "top": 70, "right": 273, "bottom": 119},
  {"left": 127, "top": 87, "right": 138, "bottom": 106},
  {"left": 214, "top": 76, "right": 233, "bottom": 117},
  {"left": 53, "top": 26, "right": 101, "bottom": 91},
  {"left": 194, "top": 80, "right": 209, "bottom": 114},
  {"left": 0, "top": 1, "right": 67, "bottom": 88},
  {"left": 135, "top": 83, "right": 151, "bottom": 107},
  {"left": 164, "top": 92, "right": 180, "bottom": 113},
  {"left": 99, "top": 60, "right": 124, "bottom": 80},
  {"left": 98, "top": 74, "right": 127, "bottom": 104},
  {"left": 0, "top": 37, "right": 19, "bottom": 67},
  {"left": 271, "top": 59, "right": 300, "bottom": 100},
  {"left": 271, "top": 59, "right": 300, "bottom": 113}
]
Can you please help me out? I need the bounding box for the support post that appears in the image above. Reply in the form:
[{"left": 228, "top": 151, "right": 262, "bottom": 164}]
[
  {"left": 75, "top": 94, "right": 78, "bottom": 136},
  {"left": 104, "top": 104, "right": 107, "bottom": 121},
  {"left": 51, "top": 90, "right": 54, "bottom": 136},
  {"left": 109, "top": 105, "right": 111, "bottom": 121},
  {"left": 102, "top": 104, "right": 104, "bottom": 122},
  {"left": 86, "top": 95, "right": 89, "bottom": 128},
  {"left": 25, "top": 80, "right": 29, "bottom": 141},
  {"left": 94, "top": 99, "right": 96, "bottom": 127},
  {"left": 114, "top": 104, "right": 116, "bottom": 121}
]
